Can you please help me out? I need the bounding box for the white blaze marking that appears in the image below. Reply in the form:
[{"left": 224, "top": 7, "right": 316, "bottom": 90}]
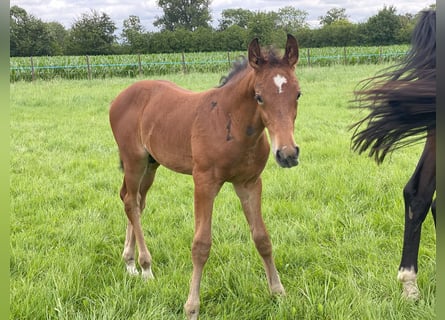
[{"left": 273, "top": 74, "right": 287, "bottom": 94}]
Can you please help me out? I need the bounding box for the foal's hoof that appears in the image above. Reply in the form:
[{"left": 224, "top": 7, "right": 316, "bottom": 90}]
[
  {"left": 185, "top": 310, "right": 199, "bottom": 320},
  {"left": 184, "top": 303, "right": 199, "bottom": 320},
  {"left": 125, "top": 263, "right": 139, "bottom": 276},
  {"left": 271, "top": 284, "right": 286, "bottom": 296},
  {"left": 142, "top": 267, "right": 154, "bottom": 280}
]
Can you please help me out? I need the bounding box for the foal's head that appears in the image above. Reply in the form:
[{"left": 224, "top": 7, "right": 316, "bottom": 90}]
[{"left": 249, "top": 34, "right": 301, "bottom": 168}]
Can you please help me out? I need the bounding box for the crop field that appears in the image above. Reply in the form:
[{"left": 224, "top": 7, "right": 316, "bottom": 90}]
[
  {"left": 9, "top": 45, "right": 409, "bottom": 82},
  {"left": 10, "top": 64, "right": 435, "bottom": 319}
]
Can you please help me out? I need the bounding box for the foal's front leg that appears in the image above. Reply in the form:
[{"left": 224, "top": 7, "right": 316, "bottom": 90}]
[
  {"left": 234, "top": 178, "right": 285, "bottom": 295},
  {"left": 184, "top": 175, "right": 222, "bottom": 320}
]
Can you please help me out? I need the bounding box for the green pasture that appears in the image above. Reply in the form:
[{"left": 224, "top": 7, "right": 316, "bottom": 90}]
[{"left": 10, "top": 64, "right": 435, "bottom": 319}]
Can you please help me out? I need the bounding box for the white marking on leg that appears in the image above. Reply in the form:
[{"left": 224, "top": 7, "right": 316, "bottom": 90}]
[
  {"left": 397, "top": 267, "right": 419, "bottom": 299},
  {"left": 141, "top": 267, "right": 154, "bottom": 280},
  {"left": 273, "top": 74, "right": 287, "bottom": 94},
  {"left": 125, "top": 261, "right": 139, "bottom": 276}
]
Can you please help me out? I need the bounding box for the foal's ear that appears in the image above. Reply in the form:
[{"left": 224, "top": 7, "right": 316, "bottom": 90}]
[
  {"left": 248, "top": 38, "right": 264, "bottom": 69},
  {"left": 283, "top": 34, "right": 299, "bottom": 68}
]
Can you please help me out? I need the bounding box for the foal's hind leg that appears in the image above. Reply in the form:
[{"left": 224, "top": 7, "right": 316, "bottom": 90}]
[
  {"left": 121, "top": 160, "right": 159, "bottom": 277},
  {"left": 398, "top": 139, "right": 436, "bottom": 299},
  {"left": 120, "top": 179, "right": 138, "bottom": 276},
  {"left": 121, "top": 156, "right": 156, "bottom": 280},
  {"left": 234, "top": 178, "right": 285, "bottom": 295}
]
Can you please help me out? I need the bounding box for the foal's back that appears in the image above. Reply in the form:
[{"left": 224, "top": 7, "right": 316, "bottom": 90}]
[{"left": 109, "top": 80, "right": 215, "bottom": 174}]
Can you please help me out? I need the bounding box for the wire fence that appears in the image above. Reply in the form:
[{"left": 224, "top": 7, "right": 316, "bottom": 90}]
[{"left": 10, "top": 46, "right": 409, "bottom": 82}]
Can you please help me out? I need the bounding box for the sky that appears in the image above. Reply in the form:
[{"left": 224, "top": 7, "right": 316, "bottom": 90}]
[{"left": 10, "top": 0, "right": 434, "bottom": 34}]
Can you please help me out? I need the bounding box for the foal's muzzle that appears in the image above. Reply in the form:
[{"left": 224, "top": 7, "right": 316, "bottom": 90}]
[{"left": 276, "top": 146, "right": 299, "bottom": 168}]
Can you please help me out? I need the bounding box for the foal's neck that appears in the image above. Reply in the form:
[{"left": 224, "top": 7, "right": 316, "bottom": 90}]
[
  {"left": 216, "top": 68, "right": 265, "bottom": 138},
  {"left": 218, "top": 67, "right": 257, "bottom": 111}
]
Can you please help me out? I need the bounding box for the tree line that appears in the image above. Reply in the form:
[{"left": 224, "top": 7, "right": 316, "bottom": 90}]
[{"left": 10, "top": 2, "right": 435, "bottom": 57}]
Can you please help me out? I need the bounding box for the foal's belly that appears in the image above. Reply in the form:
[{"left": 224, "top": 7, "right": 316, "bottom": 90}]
[{"left": 140, "top": 104, "right": 195, "bottom": 175}]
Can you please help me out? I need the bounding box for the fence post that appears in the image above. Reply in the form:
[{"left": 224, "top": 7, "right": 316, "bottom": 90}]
[
  {"left": 86, "top": 55, "right": 91, "bottom": 80},
  {"left": 227, "top": 51, "right": 231, "bottom": 68},
  {"left": 181, "top": 52, "right": 188, "bottom": 74},
  {"left": 138, "top": 54, "right": 142, "bottom": 77},
  {"left": 379, "top": 47, "right": 383, "bottom": 63},
  {"left": 343, "top": 47, "right": 347, "bottom": 65},
  {"left": 307, "top": 48, "right": 311, "bottom": 67},
  {"left": 30, "top": 56, "right": 35, "bottom": 81}
]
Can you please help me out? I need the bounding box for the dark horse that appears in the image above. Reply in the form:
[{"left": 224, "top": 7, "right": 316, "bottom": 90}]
[
  {"left": 109, "top": 35, "right": 301, "bottom": 319},
  {"left": 350, "top": 10, "right": 435, "bottom": 299}
]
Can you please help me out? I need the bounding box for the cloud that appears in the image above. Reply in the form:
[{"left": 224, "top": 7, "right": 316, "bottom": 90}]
[{"left": 10, "top": 0, "right": 433, "bottom": 32}]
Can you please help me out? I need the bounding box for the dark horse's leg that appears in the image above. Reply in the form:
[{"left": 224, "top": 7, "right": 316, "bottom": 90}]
[
  {"left": 120, "top": 153, "right": 159, "bottom": 279},
  {"left": 233, "top": 178, "right": 285, "bottom": 295},
  {"left": 397, "top": 135, "right": 436, "bottom": 299}
]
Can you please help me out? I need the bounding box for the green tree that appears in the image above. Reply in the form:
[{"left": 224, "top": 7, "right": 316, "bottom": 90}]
[
  {"left": 319, "top": 8, "right": 349, "bottom": 26},
  {"left": 365, "top": 5, "right": 401, "bottom": 45},
  {"left": 121, "top": 15, "right": 147, "bottom": 53},
  {"left": 10, "top": 5, "right": 29, "bottom": 56},
  {"left": 395, "top": 13, "right": 416, "bottom": 43},
  {"left": 46, "top": 22, "right": 68, "bottom": 55},
  {"left": 189, "top": 26, "right": 216, "bottom": 51},
  {"left": 10, "top": 5, "right": 57, "bottom": 56},
  {"left": 148, "top": 30, "right": 185, "bottom": 53},
  {"left": 154, "top": 0, "right": 212, "bottom": 31},
  {"left": 318, "top": 20, "right": 358, "bottom": 46},
  {"left": 246, "top": 11, "right": 278, "bottom": 45},
  {"left": 218, "top": 8, "right": 253, "bottom": 30},
  {"left": 66, "top": 10, "right": 117, "bottom": 55},
  {"left": 172, "top": 28, "right": 193, "bottom": 51},
  {"left": 218, "top": 25, "right": 247, "bottom": 50},
  {"left": 277, "top": 6, "right": 309, "bottom": 34}
]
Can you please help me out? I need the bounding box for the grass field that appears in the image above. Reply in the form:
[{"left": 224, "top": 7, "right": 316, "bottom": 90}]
[{"left": 10, "top": 64, "right": 435, "bottom": 319}]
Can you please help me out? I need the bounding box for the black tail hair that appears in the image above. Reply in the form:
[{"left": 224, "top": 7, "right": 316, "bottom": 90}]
[{"left": 350, "top": 10, "right": 436, "bottom": 164}]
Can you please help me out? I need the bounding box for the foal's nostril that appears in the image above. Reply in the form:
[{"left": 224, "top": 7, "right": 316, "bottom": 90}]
[
  {"left": 276, "top": 149, "right": 285, "bottom": 162},
  {"left": 276, "top": 146, "right": 299, "bottom": 168}
]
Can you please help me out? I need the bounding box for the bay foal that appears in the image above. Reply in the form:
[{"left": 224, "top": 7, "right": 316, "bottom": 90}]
[{"left": 110, "top": 34, "right": 302, "bottom": 319}]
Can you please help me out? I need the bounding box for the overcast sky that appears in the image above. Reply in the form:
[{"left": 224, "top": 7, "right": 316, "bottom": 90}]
[{"left": 10, "top": 0, "right": 434, "bottom": 33}]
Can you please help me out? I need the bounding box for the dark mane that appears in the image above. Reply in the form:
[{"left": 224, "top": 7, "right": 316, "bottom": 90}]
[
  {"left": 219, "top": 57, "right": 248, "bottom": 87},
  {"left": 219, "top": 47, "right": 284, "bottom": 87},
  {"left": 350, "top": 9, "right": 436, "bottom": 164}
]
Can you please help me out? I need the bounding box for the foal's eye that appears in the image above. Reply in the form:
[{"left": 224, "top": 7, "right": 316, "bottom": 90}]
[{"left": 255, "top": 94, "right": 264, "bottom": 105}]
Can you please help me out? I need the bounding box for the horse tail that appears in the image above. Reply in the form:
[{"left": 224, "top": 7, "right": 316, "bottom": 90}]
[
  {"left": 350, "top": 9, "right": 436, "bottom": 164},
  {"left": 350, "top": 80, "right": 435, "bottom": 163}
]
